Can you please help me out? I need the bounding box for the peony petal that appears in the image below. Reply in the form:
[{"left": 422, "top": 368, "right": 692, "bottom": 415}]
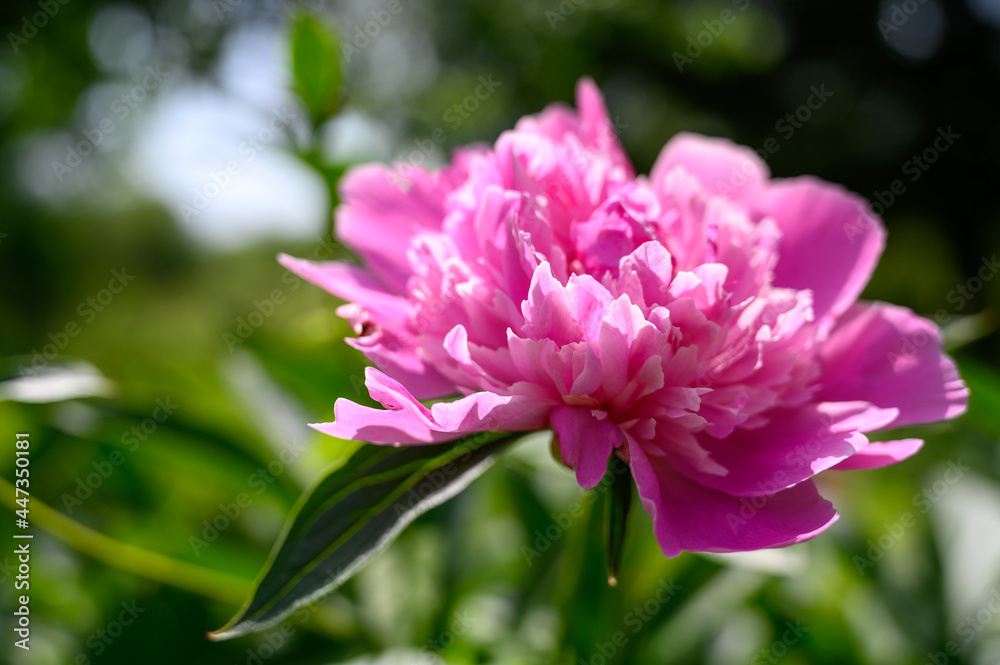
[
  {"left": 816, "top": 302, "right": 968, "bottom": 428},
  {"left": 318, "top": 398, "right": 441, "bottom": 444},
  {"left": 281, "top": 253, "right": 455, "bottom": 398},
  {"left": 283, "top": 84, "right": 970, "bottom": 561},
  {"left": 279, "top": 254, "right": 410, "bottom": 327},
  {"left": 521, "top": 262, "right": 585, "bottom": 345},
  {"left": 832, "top": 439, "right": 924, "bottom": 470},
  {"left": 650, "top": 132, "right": 769, "bottom": 200},
  {"left": 337, "top": 164, "right": 448, "bottom": 292},
  {"left": 510, "top": 78, "right": 632, "bottom": 177},
  {"left": 312, "top": 368, "right": 550, "bottom": 444},
  {"left": 574, "top": 77, "right": 633, "bottom": 176},
  {"left": 754, "top": 178, "right": 885, "bottom": 322},
  {"left": 682, "top": 402, "right": 899, "bottom": 496},
  {"left": 597, "top": 297, "right": 638, "bottom": 397},
  {"left": 628, "top": 436, "right": 838, "bottom": 557},
  {"left": 615, "top": 241, "right": 673, "bottom": 309},
  {"left": 569, "top": 344, "right": 603, "bottom": 396},
  {"left": 551, "top": 405, "right": 621, "bottom": 489},
  {"left": 345, "top": 330, "right": 456, "bottom": 400}
]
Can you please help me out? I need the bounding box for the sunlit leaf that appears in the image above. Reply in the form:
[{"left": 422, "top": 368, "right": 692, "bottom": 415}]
[
  {"left": 210, "top": 431, "right": 520, "bottom": 640},
  {"left": 290, "top": 13, "right": 343, "bottom": 125}
]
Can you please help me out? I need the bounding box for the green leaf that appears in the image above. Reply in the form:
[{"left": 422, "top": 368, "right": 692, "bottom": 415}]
[
  {"left": 603, "top": 456, "right": 632, "bottom": 587},
  {"left": 290, "top": 14, "right": 342, "bottom": 124},
  {"left": 210, "top": 431, "right": 519, "bottom": 640}
]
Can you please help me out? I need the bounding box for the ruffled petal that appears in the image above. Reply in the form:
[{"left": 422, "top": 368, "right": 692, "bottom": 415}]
[
  {"left": 575, "top": 77, "right": 633, "bottom": 176},
  {"left": 816, "top": 302, "right": 968, "bottom": 428},
  {"left": 551, "top": 405, "right": 621, "bottom": 489},
  {"left": 628, "top": 436, "right": 838, "bottom": 557},
  {"left": 281, "top": 253, "right": 455, "bottom": 398},
  {"left": 680, "top": 402, "right": 899, "bottom": 496},
  {"left": 336, "top": 164, "right": 449, "bottom": 292},
  {"left": 651, "top": 132, "right": 769, "bottom": 200},
  {"left": 279, "top": 254, "right": 410, "bottom": 327},
  {"left": 345, "top": 329, "right": 456, "bottom": 400},
  {"left": 754, "top": 178, "right": 885, "bottom": 322},
  {"left": 832, "top": 439, "right": 924, "bottom": 470},
  {"left": 312, "top": 368, "right": 550, "bottom": 444}
]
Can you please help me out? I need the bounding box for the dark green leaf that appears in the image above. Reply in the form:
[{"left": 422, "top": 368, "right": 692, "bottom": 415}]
[
  {"left": 210, "top": 431, "right": 519, "bottom": 640},
  {"left": 603, "top": 456, "right": 632, "bottom": 587},
  {"left": 290, "top": 14, "right": 342, "bottom": 124}
]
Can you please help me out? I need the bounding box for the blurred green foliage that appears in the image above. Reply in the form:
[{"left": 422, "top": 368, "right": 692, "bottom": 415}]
[{"left": 0, "top": 0, "right": 999, "bottom": 664}]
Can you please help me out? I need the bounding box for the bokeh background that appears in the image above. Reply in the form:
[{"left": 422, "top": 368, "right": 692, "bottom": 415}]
[{"left": 2, "top": 0, "right": 1000, "bottom": 663}]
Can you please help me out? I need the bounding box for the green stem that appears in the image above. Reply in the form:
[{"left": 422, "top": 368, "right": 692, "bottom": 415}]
[{"left": 0, "top": 475, "right": 250, "bottom": 605}]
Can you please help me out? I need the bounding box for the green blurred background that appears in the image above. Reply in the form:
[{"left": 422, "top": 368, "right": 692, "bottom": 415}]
[{"left": 1, "top": 0, "right": 1000, "bottom": 663}]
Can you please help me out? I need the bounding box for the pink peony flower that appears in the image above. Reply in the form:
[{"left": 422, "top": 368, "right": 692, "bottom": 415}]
[{"left": 280, "top": 79, "right": 968, "bottom": 556}]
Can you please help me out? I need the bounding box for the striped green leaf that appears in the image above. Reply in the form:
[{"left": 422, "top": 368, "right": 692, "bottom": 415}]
[{"left": 210, "top": 431, "right": 518, "bottom": 640}]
